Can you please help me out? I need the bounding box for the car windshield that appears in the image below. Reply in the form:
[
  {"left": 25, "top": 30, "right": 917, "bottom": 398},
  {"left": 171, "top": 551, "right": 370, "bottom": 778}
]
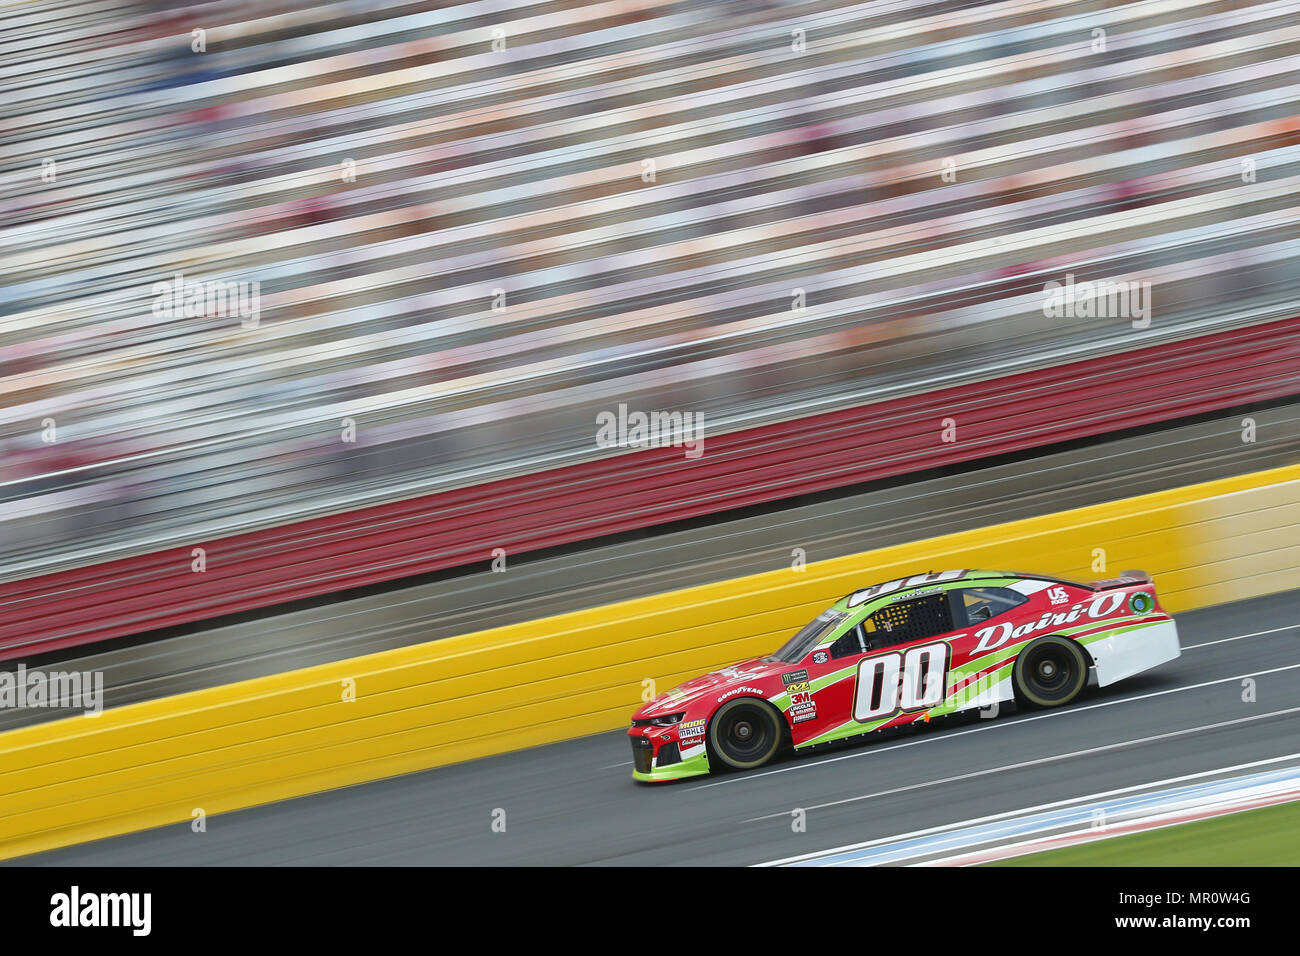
[{"left": 769, "top": 609, "right": 848, "bottom": 663}]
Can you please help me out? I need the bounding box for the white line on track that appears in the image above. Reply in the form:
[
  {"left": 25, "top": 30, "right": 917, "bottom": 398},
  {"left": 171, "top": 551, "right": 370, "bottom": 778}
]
[
  {"left": 755, "top": 751, "right": 1300, "bottom": 865},
  {"left": 687, "top": 632, "right": 1300, "bottom": 793},
  {"left": 1182, "top": 623, "right": 1299, "bottom": 651},
  {"left": 742, "top": 704, "right": 1300, "bottom": 822}
]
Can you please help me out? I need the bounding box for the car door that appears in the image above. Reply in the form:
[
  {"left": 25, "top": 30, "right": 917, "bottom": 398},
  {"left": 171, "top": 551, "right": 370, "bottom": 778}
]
[
  {"left": 782, "top": 615, "right": 874, "bottom": 745},
  {"left": 942, "top": 585, "right": 1031, "bottom": 709},
  {"left": 847, "top": 592, "right": 963, "bottom": 724}
]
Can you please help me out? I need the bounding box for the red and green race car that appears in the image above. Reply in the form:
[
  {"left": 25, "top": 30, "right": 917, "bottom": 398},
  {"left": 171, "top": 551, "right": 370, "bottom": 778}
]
[{"left": 628, "top": 568, "right": 1180, "bottom": 782}]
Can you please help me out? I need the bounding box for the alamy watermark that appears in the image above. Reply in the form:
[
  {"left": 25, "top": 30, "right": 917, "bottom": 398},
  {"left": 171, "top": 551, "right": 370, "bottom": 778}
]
[
  {"left": 152, "top": 271, "right": 261, "bottom": 328},
  {"left": 595, "top": 403, "right": 704, "bottom": 459},
  {"left": 0, "top": 665, "right": 104, "bottom": 716},
  {"left": 50, "top": 886, "right": 150, "bottom": 936},
  {"left": 1042, "top": 273, "right": 1151, "bottom": 328}
]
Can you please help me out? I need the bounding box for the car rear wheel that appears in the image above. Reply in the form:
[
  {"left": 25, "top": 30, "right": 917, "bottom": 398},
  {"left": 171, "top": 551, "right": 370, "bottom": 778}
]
[
  {"left": 1013, "top": 635, "right": 1088, "bottom": 707},
  {"left": 707, "top": 698, "right": 784, "bottom": 771}
]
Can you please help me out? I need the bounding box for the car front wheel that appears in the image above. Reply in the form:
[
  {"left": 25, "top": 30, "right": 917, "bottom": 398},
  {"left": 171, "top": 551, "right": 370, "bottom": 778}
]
[{"left": 707, "top": 698, "right": 784, "bottom": 771}]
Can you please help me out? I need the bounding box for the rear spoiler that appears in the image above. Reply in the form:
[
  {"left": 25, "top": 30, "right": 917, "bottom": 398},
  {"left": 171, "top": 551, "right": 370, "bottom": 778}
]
[{"left": 1089, "top": 569, "right": 1152, "bottom": 590}]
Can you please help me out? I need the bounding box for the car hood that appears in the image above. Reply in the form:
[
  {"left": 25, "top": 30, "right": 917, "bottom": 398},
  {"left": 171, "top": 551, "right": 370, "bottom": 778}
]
[{"left": 634, "top": 657, "right": 785, "bottom": 718}]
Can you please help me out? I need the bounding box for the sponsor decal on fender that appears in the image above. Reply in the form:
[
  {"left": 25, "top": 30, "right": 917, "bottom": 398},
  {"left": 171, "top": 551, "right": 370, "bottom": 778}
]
[
  {"left": 789, "top": 688, "right": 818, "bottom": 723},
  {"left": 678, "top": 718, "right": 706, "bottom": 741},
  {"left": 972, "top": 592, "right": 1126, "bottom": 653},
  {"left": 717, "top": 685, "right": 765, "bottom": 702},
  {"left": 781, "top": 669, "right": 809, "bottom": 686}
]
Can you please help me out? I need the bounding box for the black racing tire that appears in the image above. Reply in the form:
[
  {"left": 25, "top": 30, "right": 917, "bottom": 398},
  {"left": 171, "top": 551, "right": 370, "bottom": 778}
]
[
  {"left": 707, "top": 698, "right": 784, "bottom": 771},
  {"left": 1013, "top": 635, "right": 1088, "bottom": 708}
]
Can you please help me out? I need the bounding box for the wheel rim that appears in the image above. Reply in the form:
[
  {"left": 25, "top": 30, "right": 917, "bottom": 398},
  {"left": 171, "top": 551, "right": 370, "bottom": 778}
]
[
  {"left": 1022, "top": 643, "right": 1079, "bottom": 701},
  {"left": 717, "top": 704, "right": 775, "bottom": 763}
]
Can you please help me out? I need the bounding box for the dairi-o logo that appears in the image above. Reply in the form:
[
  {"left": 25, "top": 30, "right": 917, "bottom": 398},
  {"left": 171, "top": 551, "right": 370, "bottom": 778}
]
[{"left": 973, "top": 591, "right": 1126, "bottom": 653}]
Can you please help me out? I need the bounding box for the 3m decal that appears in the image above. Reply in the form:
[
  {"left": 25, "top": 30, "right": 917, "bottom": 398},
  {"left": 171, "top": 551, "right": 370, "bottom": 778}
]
[{"left": 789, "top": 688, "right": 818, "bottom": 723}]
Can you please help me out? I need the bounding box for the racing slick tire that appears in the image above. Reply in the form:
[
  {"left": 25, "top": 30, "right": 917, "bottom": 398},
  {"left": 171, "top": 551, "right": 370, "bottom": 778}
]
[
  {"left": 707, "top": 698, "right": 784, "bottom": 771},
  {"left": 1013, "top": 635, "right": 1088, "bottom": 708}
]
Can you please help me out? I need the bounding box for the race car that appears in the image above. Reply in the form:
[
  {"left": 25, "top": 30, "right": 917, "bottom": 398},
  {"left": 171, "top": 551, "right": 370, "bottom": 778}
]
[{"left": 628, "top": 568, "right": 1180, "bottom": 782}]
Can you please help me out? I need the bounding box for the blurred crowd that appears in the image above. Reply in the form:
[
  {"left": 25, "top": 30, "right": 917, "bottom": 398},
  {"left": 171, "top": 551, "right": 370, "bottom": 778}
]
[{"left": 2, "top": 0, "right": 1299, "bottom": 575}]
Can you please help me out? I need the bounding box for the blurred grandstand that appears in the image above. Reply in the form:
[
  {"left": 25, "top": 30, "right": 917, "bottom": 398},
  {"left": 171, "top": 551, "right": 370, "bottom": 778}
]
[{"left": 1, "top": 0, "right": 1298, "bottom": 656}]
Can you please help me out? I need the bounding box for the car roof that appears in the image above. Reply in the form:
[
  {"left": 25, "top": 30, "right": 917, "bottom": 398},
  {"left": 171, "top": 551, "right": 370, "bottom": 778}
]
[
  {"left": 839, "top": 569, "right": 1091, "bottom": 610},
  {"left": 838, "top": 569, "right": 1025, "bottom": 610},
  {"left": 847, "top": 569, "right": 1002, "bottom": 594}
]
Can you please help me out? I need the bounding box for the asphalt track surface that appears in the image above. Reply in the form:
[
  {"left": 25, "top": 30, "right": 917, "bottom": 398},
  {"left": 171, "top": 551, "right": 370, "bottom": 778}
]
[
  {"left": 24, "top": 588, "right": 1299, "bottom": 866},
  {"left": 6, "top": 403, "right": 1299, "bottom": 732}
]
